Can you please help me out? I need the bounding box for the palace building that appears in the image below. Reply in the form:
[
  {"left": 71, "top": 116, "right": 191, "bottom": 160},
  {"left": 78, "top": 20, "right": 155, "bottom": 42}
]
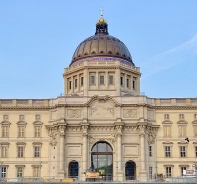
[{"left": 0, "top": 14, "right": 197, "bottom": 182}]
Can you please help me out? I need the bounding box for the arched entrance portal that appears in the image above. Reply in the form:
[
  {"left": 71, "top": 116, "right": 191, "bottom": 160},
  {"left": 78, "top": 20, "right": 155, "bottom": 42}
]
[
  {"left": 125, "top": 161, "right": 136, "bottom": 180},
  {"left": 91, "top": 142, "right": 113, "bottom": 181},
  {"left": 68, "top": 161, "right": 79, "bottom": 179}
]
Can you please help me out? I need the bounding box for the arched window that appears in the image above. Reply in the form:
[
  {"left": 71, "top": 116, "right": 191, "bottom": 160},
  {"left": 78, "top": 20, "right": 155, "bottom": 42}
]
[
  {"left": 125, "top": 161, "right": 136, "bottom": 180},
  {"left": 91, "top": 142, "right": 113, "bottom": 181},
  {"left": 68, "top": 161, "right": 79, "bottom": 179}
]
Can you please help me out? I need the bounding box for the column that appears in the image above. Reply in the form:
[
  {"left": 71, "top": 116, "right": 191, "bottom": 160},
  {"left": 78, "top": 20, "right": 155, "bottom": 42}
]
[
  {"left": 58, "top": 125, "right": 66, "bottom": 177},
  {"left": 96, "top": 71, "right": 98, "bottom": 89},
  {"left": 116, "top": 125, "right": 123, "bottom": 181},
  {"left": 82, "top": 125, "right": 88, "bottom": 181},
  {"left": 72, "top": 76, "right": 74, "bottom": 93},
  {"left": 140, "top": 132, "right": 145, "bottom": 171},
  {"left": 64, "top": 77, "right": 67, "bottom": 95},
  {"left": 139, "top": 125, "right": 147, "bottom": 181},
  {"left": 59, "top": 126, "right": 65, "bottom": 170},
  {"left": 116, "top": 67, "right": 120, "bottom": 96},
  {"left": 77, "top": 74, "right": 80, "bottom": 92},
  {"left": 105, "top": 71, "right": 108, "bottom": 90},
  {"left": 84, "top": 69, "right": 88, "bottom": 96}
]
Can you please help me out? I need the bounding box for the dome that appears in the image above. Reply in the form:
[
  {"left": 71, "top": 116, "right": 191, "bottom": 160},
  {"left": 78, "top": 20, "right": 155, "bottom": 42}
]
[{"left": 70, "top": 16, "right": 134, "bottom": 66}]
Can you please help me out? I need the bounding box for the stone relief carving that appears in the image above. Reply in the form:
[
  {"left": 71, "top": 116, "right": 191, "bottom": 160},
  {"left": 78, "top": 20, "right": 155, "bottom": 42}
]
[
  {"left": 88, "top": 134, "right": 117, "bottom": 147},
  {"left": 89, "top": 101, "right": 114, "bottom": 118},
  {"left": 81, "top": 125, "right": 89, "bottom": 136},
  {"left": 58, "top": 125, "right": 66, "bottom": 136},
  {"left": 138, "top": 125, "right": 146, "bottom": 135},
  {"left": 115, "top": 125, "right": 123, "bottom": 136},
  {"left": 145, "top": 126, "right": 159, "bottom": 144},
  {"left": 67, "top": 109, "right": 81, "bottom": 118},
  {"left": 123, "top": 109, "right": 137, "bottom": 118},
  {"left": 47, "top": 126, "right": 58, "bottom": 146}
]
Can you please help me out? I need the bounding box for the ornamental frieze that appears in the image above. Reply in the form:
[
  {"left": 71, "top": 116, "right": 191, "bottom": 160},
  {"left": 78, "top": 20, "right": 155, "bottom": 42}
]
[
  {"left": 67, "top": 109, "right": 81, "bottom": 118},
  {"left": 123, "top": 109, "right": 137, "bottom": 118}
]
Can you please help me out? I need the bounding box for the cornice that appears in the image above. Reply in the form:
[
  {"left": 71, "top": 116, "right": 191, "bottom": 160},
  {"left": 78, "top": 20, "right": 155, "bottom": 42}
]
[
  {"left": 0, "top": 107, "right": 54, "bottom": 111},
  {"left": 153, "top": 106, "right": 197, "bottom": 110}
]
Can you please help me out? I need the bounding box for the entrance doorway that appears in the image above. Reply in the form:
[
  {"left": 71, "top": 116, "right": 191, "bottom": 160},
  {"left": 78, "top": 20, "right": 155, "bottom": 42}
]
[
  {"left": 91, "top": 142, "right": 113, "bottom": 181},
  {"left": 68, "top": 161, "right": 79, "bottom": 179},
  {"left": 125, "top": 161, "right": 136, "bottom": 180}
]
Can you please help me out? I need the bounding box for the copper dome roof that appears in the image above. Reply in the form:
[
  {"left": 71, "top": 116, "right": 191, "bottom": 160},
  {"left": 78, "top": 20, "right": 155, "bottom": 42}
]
[{"left": 70, "top": 16, "right": 134, "bottom": 66}]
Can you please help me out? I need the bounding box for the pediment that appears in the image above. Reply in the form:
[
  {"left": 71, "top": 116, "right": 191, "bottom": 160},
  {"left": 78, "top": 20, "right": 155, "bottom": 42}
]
[{"left": 85, "top": 95, "right": 121, "bottom": 107}]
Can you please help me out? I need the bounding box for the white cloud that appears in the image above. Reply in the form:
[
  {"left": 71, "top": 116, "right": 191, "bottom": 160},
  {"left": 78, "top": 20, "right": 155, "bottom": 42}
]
[{"left": 141, "top": 34, "right": 197, "bottom": 79}]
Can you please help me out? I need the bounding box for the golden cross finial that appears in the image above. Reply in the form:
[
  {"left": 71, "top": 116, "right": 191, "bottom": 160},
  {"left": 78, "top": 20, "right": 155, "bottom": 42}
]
[{"left": 100, "top": 8, "right": 104, "bottom": 17}]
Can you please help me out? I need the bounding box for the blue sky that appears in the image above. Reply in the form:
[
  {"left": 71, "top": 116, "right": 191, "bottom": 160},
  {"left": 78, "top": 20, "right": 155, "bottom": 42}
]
[{"left": 0, "top": 0, "right": 197, "bottom": 99}]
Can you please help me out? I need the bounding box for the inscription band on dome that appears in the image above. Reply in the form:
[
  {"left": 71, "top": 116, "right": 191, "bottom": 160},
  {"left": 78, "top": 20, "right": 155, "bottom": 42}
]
[{"left": 70, "top": 57, "right": 133, "bottom": 67}]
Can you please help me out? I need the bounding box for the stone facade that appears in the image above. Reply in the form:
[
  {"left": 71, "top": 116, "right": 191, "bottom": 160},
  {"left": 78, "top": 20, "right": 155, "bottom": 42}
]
[{"left": 0, "top": 16, "right": 197, "bottom": 182}]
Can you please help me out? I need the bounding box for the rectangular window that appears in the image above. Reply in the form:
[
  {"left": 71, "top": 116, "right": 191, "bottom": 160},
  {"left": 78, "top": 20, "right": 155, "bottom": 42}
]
[
  {"left": 18, "top": 126, "right": 25, "bottom": 138},
  {"left": 179, "top": 114, "right": 184, "bottom": 120},
  {"left": 1, "top": 147, "right": 8, "bottom": 158},
  {"left": 35, "top": 126, "right": 41, "bottom": 138},
  {"left": 164, "top": 126, "right": 171, "bottom": 137},
  {"left": 181, "top": 167, "right": 187, "bottom": 176},
  {"left": 194, "top": 114, "right": 197, "bottom": 119},
  {"left": 149, "top": 167, "right": 152, "bottom": 179},
  {"left": 33, "top": 167, "right": 40, "bottom": 177},
  {"left": 120, "top": 76, "right": 123, "bottom": 86},
  {"left": 19, "top": 115, "right": 24, "bottom": 121},
  {"left": 2, "top": 126, "right": 8, "bottom": 138},
  {"left": 69, "top": 81, "right": 72, "bottom": 90},
  {"left": 1, "top": 167, "right": 7, "bottom": 178},
  {"left": 133, "top": 77, "right": 136, "bottom": 90},
  {"left": 81, "top": 77, "right": 84, "bottom": 86},
  {"left": 149, "top": 146, "right": 152, "bottom": 157},
  {"left": 194, "top": 126, "right": 197, "bottom": 137},
  {"left": 34, "top": 146, "right": 40, "bottom": 158},
  {"left": 127, "top": 78, "right": 130, "bottom": 88},
  {"left": 165, "top": 146, "right": 171, "bottom": 157},
  {"left": 180, "top": 146, "right": 186, "bottom": 157},
  {"left": 17, "top": 167, "right": 23, "bottom": 177},
  {"left": 75, "top": 79, "right": 77, "bottom": 88},
  {"left": 195, "top": 147, "right": 197, "bottom": 157},
  {"left": 109, "top": 75, "right": 113, "bottom": 85},
  {"left": 166, "top": 167, "right": 172, "bottom": 178},
  {"left": 100, "top": 76, "right": 104, "bottom": 85},
  {"left": 179, "top": 126, "right": 186, "bottom": 137},
  {"left": 35, "top": 115, "right": 40, "bottom": 121},
  {"left": 90, "top": 75, "right": 95, "bottom": 85},
  {"left": 18, "top": 147, "right": 24, "bottom": 157},
  {"left": 164, "top": 114, "right": 169, "bottom": 120},
  {"left": 3, "top": 115, "right": 8, "bottom": 120}
]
